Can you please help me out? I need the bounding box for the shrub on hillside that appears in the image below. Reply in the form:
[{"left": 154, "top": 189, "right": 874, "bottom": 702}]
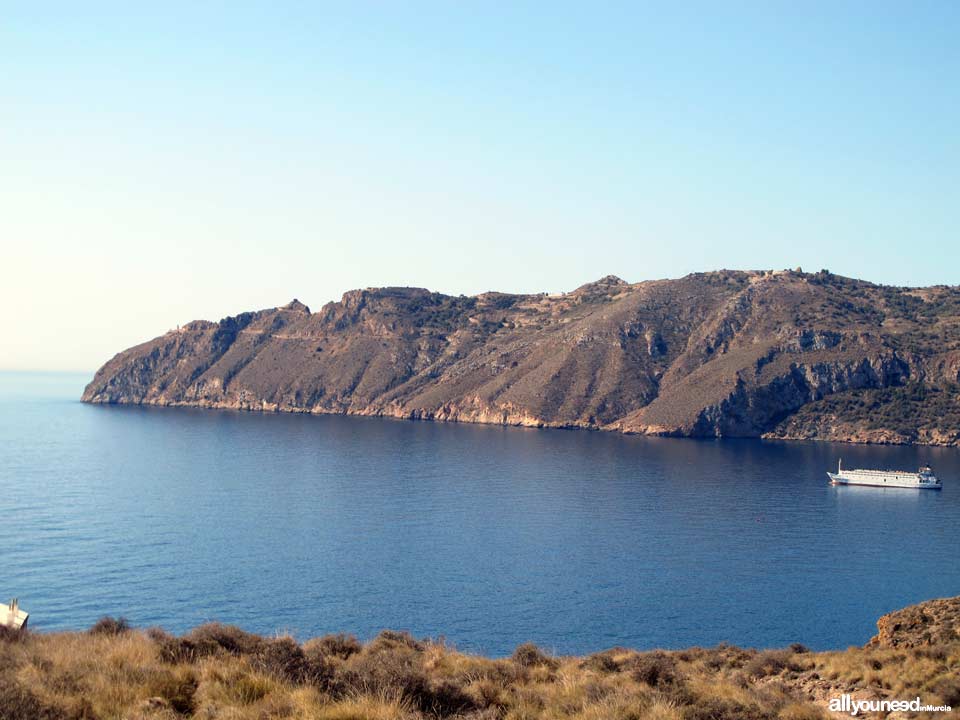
[
  {"left": 304, "top": 632, "right": 362, "bottom": 659},
  {"left": 580, "top": 650, "right": 622, "bottom": 673},
  {"left": 155, "top": 622, "right": 266, "bottom": 663},
  {"left": 629, "top": 651, "right": 681, "bottom": 688},
  {"left": 745, "top": 650, "right": 801, "bottom": 678},
  {"left": 186, "top": 622, "right": 264, "bottom": 656},
  {"left": 253, "top": 637, "right": 309, "bottom": 683},
  {"left": 511, "top": 642, "right": 558, "bottom": 669},
  {"left": 89, "top": 616, "right": 130, "bottom": 635},
  {"left": 143, "top": 668, "right": 198, "bottom": 715},
  {"left": 301, "top": 641, "right": 337, "bottom": 688},
  {"left": 930, "top": 671, "right": 960, "bottom": 706},
  {"left": 682, "top": 696, "right": 774, "bottom": 720},
  {"left": 0, "top": 676, "right": 65, "bottom": 720},
  {"left": 367, "top": 629, "right": 425, "bottom": 652},
  {"left": 0, "top": 625, "right": 28, "bottom": 643},
  {"left": 334, "top": 635, "right": 476, "bottom": 716}
]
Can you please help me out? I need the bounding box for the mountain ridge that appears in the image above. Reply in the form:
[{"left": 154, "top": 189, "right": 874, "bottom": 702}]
[{"left": 82, "top": 269, "right": 960, "bottom": 446}]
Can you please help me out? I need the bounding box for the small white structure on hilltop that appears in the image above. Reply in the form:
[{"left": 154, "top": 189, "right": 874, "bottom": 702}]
[{"left": 2, "top": 598, "right": 28, "bottom": 630}]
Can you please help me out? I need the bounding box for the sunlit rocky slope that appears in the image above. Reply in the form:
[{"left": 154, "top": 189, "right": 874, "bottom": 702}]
[{"left": 83, "top": 270, "right": 960, "bottom": 445}]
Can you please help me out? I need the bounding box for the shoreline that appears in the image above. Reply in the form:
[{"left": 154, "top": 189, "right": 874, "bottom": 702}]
[{"left": 82, "top": 396, "right": 960, "bottom": 448}]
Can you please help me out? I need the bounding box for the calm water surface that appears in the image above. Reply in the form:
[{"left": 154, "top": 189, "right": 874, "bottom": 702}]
[{"left": 1, "top": 372, "right": 958, "bottom": 655}]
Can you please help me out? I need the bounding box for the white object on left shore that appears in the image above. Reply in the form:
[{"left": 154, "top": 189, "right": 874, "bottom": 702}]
[{"left": 2, "top": 598, "right": 28, "bottom": 630}]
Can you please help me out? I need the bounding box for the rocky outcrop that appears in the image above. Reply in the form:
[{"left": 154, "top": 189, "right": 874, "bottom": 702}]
[
  {"left": 83, "top": 270, "right": 960, "bottom": 445},
  {"left": 870, "top": 596, "right": 960, "bottom": 648}
]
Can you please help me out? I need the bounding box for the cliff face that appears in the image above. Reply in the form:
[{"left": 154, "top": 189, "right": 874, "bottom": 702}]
[{"left": 83, "top": 270, "right": 960, "bottom": 445}]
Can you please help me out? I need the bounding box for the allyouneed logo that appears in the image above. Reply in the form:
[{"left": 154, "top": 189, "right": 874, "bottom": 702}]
[{"left": 829, "top": 694, "right": 952, "bottom": 716}]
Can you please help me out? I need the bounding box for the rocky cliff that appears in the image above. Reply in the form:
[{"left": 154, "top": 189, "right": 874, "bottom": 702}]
[
  {"left": 870, "top": 595, "right": 960, "bottom": 649},
  {"left": 83, "top": 270, "right": 960, "bottom": 445}
]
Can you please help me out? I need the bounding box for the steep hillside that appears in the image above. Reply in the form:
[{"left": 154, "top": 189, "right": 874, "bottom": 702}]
[{"left": 83, "top": 270, "right": 960, "bottom": 445}]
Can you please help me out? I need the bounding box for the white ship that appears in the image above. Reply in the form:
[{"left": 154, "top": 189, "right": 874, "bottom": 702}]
[{"left": 827, "top": 460, "right": 942, "bottom": 490}]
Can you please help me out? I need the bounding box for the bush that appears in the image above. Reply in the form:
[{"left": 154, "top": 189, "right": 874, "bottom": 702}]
[
  {"left": 155, "top": 623, "right": 266, "bottom": 664},
  {"left": 254, "top": 637, "right": 309, "bottom": 683},
  {"left": 146, "top": 626, "right": 171, "bottom": 643},
  {"left": 368, "top": 629, "right": 425, "bottom": 652},
  {"left": 185, "top": 622, "right": 264, "bottom": 656},
  {"left": 0, "top": 676, "right": 65, "bottom": 720},
  {"left": 89, "top": 616, "right": 131, "bottom": 635},
  {"left": 301, "top": 641, "right": 337, "bottom": 688},
  {"left": 744, "top": 650, "right": 800, "bottom": 678},
  {"left": 511, "top": 642, "right": 558, "bottom": 669},
  {"left": 144, "top": 668, "right": 198, "bottom": 715},
  {"left": 156, "top": 635, "right": 200, "bottom": 664},
  {"left": 0, "top": 625, "right": 28, "bottom": 643},
  {"left": 629, "top": 651, "right": 681, "bottom": 688},
  {"left": 335, "top": 639, "right": 476, "bottom": 716},
  {"left": 930, "top": 672, "right": 960, "bottom": 706},
  {"left": 419, "top": 678, "right": 477, "bottom": 717},
  {"left": 335, "top": 642, "right": 425, "bottom": 698},
  {"left": 580, "top": 650, "right": 622, "bottom": 673},
  {"left": 682, "top": 696, "right": 773, "bottom": 720},
  {"left": 304, "top": 632, "right": 362, "bottom": 659},
  {"left": 686, "top": 644, "right": 754, "bottom": 671},
  {"left": 778, "top": 704, "right": 827, "bottom": 720}
]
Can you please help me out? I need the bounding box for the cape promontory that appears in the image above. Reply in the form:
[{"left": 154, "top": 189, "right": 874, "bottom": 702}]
[{"left": 83, "top": 270, "right": 960, "bottom": 445}]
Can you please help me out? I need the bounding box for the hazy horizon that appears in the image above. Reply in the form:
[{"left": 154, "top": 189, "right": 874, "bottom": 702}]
[{"left": 4, "top": 3, "right": 958, "bottom": 371}]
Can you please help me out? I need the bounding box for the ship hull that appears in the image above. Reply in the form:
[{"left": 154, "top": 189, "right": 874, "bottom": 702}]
[{"left": 827, "top": 472, "right": 942, "bottom": 490}]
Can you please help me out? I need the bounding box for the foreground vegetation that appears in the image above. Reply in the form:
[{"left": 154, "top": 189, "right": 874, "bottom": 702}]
[{"left": 1, "top": 598, "right": 958, "bottom": 720}]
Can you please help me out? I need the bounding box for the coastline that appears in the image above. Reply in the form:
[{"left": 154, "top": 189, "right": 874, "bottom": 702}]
[{"left": 82, "top": 395, "right": 960, "bottom": 448}]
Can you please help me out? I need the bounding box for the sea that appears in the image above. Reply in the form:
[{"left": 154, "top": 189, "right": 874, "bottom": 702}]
[{"left": 1, "top": 371, "right": 958, "bottom": 656}]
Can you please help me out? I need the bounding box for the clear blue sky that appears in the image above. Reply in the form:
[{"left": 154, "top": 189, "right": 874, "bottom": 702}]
[{"left": 2, "top": 2, "right": 958, "bottom": 371}]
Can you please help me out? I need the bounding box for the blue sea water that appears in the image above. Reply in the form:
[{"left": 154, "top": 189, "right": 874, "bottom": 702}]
[{"left": 1, "top": 371, "right": 958, "bottom": 656}]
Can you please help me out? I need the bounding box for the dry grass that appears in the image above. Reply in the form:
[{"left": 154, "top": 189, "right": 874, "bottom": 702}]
[{"left": 0, "top": 619, "right": 957, "bottom": 719}]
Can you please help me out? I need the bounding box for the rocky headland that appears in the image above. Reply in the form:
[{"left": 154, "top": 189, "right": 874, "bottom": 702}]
[{"left": 83, "top": 270, "right": 960, "bottom": 446}]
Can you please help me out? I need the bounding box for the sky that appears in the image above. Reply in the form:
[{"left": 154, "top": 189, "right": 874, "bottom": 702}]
[{"left": 2, "top": 2, "right": 958, "bottom": 372}]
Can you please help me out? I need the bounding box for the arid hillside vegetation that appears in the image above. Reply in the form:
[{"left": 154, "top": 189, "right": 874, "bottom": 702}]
[{"left": 1, "top": 596, "right": 958, "bottom": 720}]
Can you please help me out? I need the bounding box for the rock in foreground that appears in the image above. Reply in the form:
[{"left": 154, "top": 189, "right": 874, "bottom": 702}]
[{"left": 871, "top": 595, "right": 960, "bottom": 648}]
